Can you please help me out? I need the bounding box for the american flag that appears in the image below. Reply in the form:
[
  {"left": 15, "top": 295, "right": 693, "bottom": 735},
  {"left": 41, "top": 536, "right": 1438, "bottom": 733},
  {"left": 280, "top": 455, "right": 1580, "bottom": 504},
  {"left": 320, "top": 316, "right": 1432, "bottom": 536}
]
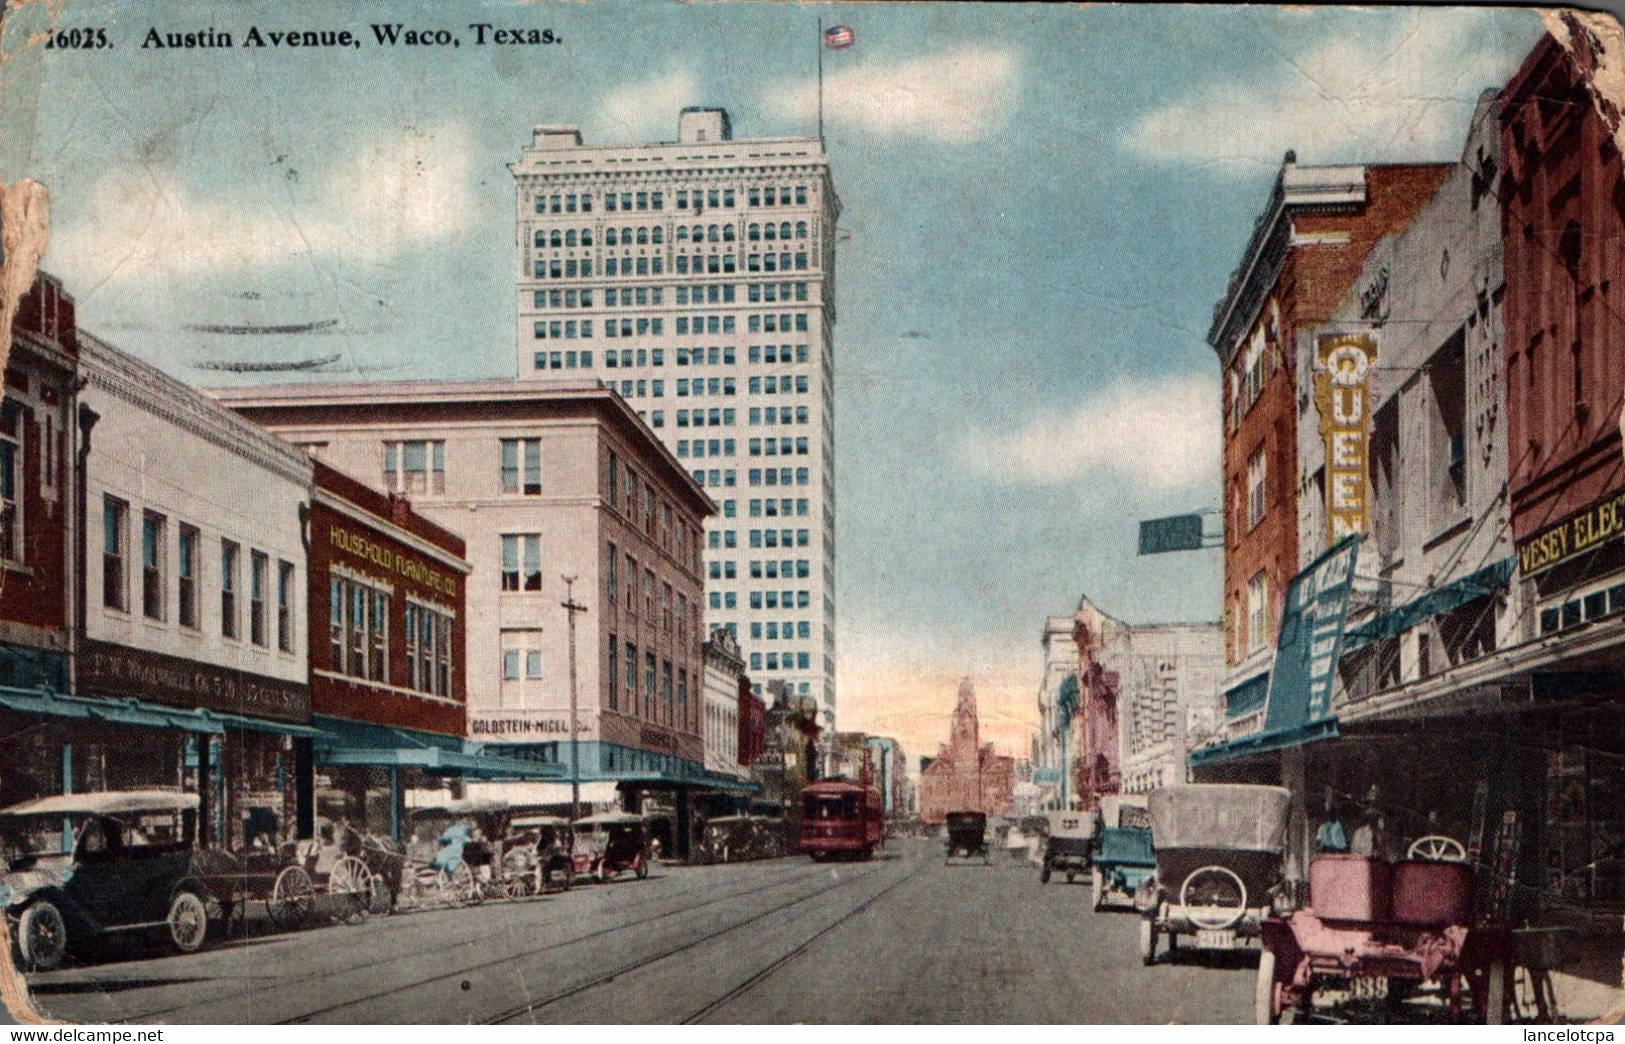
[{"left": 824, "top": 25, "right": 854, "bottom": 50}]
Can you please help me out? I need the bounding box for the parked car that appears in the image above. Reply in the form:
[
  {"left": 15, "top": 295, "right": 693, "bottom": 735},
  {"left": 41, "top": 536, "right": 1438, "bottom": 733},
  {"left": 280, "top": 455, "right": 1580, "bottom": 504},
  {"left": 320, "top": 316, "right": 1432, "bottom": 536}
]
[{"left": 1, "top": 790, "right": 230, "bottom": 971}]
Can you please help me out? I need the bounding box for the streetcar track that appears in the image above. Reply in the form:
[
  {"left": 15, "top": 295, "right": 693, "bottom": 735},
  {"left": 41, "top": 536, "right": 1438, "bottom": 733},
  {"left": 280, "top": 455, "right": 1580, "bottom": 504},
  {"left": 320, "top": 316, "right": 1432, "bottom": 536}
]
[
  {"left": 277, "top": 859, "right": 853, "bottom": 1025},
  {"left": 679, "top": 859, "right": 917, "bottom": 1024},
  {"left": 98, "top": 859, "right": 829, "bottom": 1024},
  {"left": 479, "top": 856, "right": 906, "bottom": 1025}
]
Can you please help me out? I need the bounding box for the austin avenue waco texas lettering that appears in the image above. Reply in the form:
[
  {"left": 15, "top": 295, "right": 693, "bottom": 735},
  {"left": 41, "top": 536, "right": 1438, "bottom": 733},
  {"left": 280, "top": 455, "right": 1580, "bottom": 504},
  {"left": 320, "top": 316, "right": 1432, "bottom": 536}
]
[{"left": 329, "top": 523, "right": 456, "bottom": 596}]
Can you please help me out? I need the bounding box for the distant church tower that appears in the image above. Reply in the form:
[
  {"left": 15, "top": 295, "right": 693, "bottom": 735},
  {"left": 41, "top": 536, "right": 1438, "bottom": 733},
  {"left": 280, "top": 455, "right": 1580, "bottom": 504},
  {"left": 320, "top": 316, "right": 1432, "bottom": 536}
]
[
  {"left": 951, "top": 678, "right": 980, "bottom": 761},
  {"left": 917, "top": 677, "right": 1016, "bottom": 824}
]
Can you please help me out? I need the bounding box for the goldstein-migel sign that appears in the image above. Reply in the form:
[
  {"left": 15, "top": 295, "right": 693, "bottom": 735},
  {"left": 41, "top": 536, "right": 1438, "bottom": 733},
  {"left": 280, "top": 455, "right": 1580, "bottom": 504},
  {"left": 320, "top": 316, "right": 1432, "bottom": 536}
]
[{"left": 1314, "top": 333, "right": 1379, "bottom": 542}]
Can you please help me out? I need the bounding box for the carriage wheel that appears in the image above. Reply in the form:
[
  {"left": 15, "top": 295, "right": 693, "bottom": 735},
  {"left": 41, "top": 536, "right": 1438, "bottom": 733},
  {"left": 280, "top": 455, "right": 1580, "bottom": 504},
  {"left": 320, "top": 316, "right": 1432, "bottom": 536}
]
[
  {"left": 1138, "top": 916, "right": 1159, "bottom": 966},
  {"left": 268, "top": 865, "right": 314, "bottom": 929},
  {"left": 329, "top": 856, "right": 374, "bottom": 925},
  {"left": 440, "top": 862, "right": 479, "bottom": 906},
  {"left": 1407, "top": 835, "right": 1468, "bottom": 862},
  {"left": 1040, "top": 861, "right": 1051, "bottom": 884},
  {"left": 1091, "top": 868, "right": 1105, "bottom": 911}
]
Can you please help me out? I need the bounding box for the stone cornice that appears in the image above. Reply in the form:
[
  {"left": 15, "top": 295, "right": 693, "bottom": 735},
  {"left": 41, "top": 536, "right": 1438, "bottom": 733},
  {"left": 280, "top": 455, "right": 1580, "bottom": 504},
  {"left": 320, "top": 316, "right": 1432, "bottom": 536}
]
[{"left": 80, "top": 332, "right": 312, "bottom": 488}]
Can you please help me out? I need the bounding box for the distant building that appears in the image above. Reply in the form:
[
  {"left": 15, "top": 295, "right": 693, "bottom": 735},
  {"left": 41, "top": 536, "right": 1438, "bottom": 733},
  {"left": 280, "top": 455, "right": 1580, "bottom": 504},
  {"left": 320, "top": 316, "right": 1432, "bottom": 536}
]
[
  {"left": 917, "top": 680, "right": 1014, "bottom": 824},
  {"left": 702, "top": 626, "right": 746, "bottom": 778},
  {"left": 214, "top": 379, "right": 723, "bottom": 817},
  {"left": 1208, "top": 155, "right": 1450, "bottom": 737},
  {"left": 511, "top": 107, "right": 840, "bottom": 731},
  {"left": 1034, "top": 615, "right": 1080, "bottom": 808}
]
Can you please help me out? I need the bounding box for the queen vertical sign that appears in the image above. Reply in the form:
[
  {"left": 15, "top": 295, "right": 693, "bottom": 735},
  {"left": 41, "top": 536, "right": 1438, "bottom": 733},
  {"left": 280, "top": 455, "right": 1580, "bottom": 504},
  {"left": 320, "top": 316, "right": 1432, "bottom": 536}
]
[{"left": 1314, "top": 332, "right": 1379, "bottom": 542}]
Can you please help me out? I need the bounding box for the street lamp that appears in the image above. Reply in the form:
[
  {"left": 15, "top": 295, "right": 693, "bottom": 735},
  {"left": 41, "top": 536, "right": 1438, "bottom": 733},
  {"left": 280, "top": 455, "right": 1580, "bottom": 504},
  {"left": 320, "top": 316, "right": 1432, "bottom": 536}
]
[{"left": 560, "top": 575, "right": 588, "bottom": 824}]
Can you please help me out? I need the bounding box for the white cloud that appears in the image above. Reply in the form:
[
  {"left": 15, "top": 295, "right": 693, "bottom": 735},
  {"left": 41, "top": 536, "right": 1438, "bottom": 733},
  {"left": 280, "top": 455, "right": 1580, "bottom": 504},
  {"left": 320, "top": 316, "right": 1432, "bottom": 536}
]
[
  {"left": 764, "top": 45, "right": 1020, "bottom": 142},
  {"left": 594, "top": 68, "right": 697, "bottom": 142},
  {"left": 1126, "top": 11, "right": 1533, "bottom": 169},
  {"left": 48, "top": 124, "right": 472, "bottom": 285},
  {"left": 958, "top": 376, "right": 1219, "bottom": 490}
]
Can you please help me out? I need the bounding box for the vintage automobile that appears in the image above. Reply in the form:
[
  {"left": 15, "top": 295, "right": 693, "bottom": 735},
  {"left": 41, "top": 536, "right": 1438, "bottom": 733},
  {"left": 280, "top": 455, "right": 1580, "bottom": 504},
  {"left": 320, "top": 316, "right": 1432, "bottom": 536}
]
[
  {"left": 944, "top": 811, "right": 990, "bottom": 865},
  {"left": 572, "top": 812, "right": 651, "bottom": 882},
  {"left": 1, "top": 790, "right": 230, "bottom": 971},
  {"left": 1258, "top": 837, "right": 1509, "bottom": 1024},
  {"left": 1091, "top": 793, "right": 1155, "bottom": 910},
  {"left": 1140, "top": 784, "right": 1292, "bottom": 965},
  {"left": 1040, "top": 810, "right": 1095, "bottom": 884}
]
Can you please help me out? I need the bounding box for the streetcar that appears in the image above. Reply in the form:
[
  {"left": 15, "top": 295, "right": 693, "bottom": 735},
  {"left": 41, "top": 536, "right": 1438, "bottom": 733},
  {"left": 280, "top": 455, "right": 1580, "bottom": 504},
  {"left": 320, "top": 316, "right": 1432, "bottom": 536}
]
[{"left": 798, "top": 780, "right": 883, "bottom": 861}]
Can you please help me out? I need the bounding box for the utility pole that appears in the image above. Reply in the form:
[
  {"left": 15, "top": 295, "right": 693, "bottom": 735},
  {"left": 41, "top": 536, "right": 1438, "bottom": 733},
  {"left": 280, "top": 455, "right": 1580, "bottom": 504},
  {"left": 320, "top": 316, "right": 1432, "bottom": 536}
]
[{"left": 561, "top": 576, "right": 588, "bottom": 824}]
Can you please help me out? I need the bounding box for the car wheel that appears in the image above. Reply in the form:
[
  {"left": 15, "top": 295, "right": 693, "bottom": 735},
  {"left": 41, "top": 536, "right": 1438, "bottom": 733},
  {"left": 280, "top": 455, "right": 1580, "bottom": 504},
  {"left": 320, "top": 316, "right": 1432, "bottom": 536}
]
[
  {"left": 16, "top": 901, "right": 68, "bottom": 972},
  {"left": 166, "top": 890, "right": 209, "bottom": 954}
]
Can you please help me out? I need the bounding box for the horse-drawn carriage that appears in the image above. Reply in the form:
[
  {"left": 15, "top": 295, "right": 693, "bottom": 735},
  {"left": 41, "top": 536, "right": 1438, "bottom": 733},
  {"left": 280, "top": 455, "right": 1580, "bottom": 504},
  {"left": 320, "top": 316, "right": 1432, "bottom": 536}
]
[{"left": 220, "top": 826, "right": 380, "bottom": 930}]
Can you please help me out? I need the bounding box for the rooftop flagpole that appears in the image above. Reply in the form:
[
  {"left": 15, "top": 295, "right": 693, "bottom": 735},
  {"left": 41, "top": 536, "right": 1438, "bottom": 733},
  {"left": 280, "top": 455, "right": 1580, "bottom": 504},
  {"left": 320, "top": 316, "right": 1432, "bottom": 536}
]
[{"left": 817, "top": 16, "right": 825, "bottom": 146}]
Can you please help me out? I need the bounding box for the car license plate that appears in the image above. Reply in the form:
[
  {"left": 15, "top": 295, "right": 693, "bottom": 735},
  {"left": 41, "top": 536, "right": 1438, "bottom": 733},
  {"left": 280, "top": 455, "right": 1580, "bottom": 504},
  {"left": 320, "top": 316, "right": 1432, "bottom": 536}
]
[{"left": 1195, "top": 929, "right": 1236, "bottom": 949}]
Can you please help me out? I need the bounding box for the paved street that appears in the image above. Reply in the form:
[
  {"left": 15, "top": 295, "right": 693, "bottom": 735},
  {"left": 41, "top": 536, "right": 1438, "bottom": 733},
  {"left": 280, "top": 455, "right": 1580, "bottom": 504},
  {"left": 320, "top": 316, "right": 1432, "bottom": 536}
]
[{"left": 20, "top": 840, "right": 1256, "bottom": 1024}]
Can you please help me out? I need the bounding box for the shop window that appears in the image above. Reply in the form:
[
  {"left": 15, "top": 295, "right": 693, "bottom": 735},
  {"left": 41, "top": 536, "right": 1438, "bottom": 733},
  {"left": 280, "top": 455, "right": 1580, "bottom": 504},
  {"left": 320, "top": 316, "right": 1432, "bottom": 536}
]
[
  {"left": 1247, "top": 445, "right": 1267, "bottom": 530},
  {"left": 220, "top": 539, "right": 239, "bottom": 638},
  {"left": 103, "top": 496, "right": 129, "bottom": 611},
  {"left": 277, "top": 561, "right": 295, "bottom": 653},
  {"left": 501, "top": 533, "right": 542, "bottom": 591},
  {"left": 249, "top": 550, "right": 269, "bottom": 646},
  {"left": 405, "top": 599, "right": 452, "bottom": 696},
  {"left": 142, "top": 511, "right": 166, "bottom": 621},
  {"left": 383, "top": 439, "right": 445, "bottom": 495},
  {"left": 1246, "top": 570, "right": 1270, "bottom": 653},
  {"left": 0, "top": 404, "right": 19, "bottom": 563},
  {"left": 178, "top": 523, "right": 200, "bottom": 629},
  {"left": 501, "top": 437, "right": 542, "bottom": 495}
]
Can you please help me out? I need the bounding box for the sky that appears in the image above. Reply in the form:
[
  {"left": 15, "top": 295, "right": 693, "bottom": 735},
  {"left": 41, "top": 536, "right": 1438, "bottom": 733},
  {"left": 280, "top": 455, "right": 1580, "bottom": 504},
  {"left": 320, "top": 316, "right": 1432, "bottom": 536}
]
[{"left": 0, "top": 2, "right": 1549, "bottom": 763}]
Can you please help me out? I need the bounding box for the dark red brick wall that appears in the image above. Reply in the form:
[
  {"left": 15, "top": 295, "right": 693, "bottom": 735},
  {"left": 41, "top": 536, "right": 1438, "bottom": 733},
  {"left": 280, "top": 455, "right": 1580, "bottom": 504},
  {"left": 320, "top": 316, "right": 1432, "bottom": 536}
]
[
  {"left": 308, "top": 479, "right": 467, "bottom": 737},
  {"left": 1220, "top": 164, "right": 1449, "bottom": 665},
  {"left": 3, "top": 275, "right": 78, "bottom": 638},
  {"left": 1501, "top": 33, "right": 1625, "bottom": 539}
]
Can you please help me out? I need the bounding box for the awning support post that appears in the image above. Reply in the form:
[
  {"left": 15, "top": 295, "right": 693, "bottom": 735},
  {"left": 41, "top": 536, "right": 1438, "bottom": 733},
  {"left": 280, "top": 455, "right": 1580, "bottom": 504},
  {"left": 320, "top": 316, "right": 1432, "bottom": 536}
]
[
  {"left": 60, "top": 743, "right": 73, "bottom": 852},
  {"left": 389, "top": 765, "right": 401, "bottom": 842}
]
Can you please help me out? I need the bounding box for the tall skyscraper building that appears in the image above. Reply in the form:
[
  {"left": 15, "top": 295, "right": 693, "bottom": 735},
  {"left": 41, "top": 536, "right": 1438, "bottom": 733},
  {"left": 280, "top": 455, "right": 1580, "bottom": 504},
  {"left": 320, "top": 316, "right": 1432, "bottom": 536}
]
[{"left": 511, "top": 107, "right": 839, "bottom": 728}]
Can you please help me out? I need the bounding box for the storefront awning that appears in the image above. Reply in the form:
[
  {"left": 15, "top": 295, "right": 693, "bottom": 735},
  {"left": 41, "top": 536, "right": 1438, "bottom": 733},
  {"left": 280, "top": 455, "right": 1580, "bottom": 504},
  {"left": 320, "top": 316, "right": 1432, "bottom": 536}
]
[
  {"left": 1344, "top": 558, "right": 1514, "bottom": 652},
  {"left": 1187, "top": 717, "right": 1339, "bottom": 767},
  {"left": 0, "top": 685, "right": 324, "bottom": 737},
  {"left": 312, "top": 716, "right": 560, "bottom": 779}
]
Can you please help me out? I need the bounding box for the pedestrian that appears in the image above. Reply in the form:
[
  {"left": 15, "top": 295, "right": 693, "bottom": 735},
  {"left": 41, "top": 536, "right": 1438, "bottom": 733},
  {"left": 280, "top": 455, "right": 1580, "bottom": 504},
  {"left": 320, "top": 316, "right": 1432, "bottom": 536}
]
[{"left": 1315, "top": 793, "right": 1349, "bottom": 853}]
